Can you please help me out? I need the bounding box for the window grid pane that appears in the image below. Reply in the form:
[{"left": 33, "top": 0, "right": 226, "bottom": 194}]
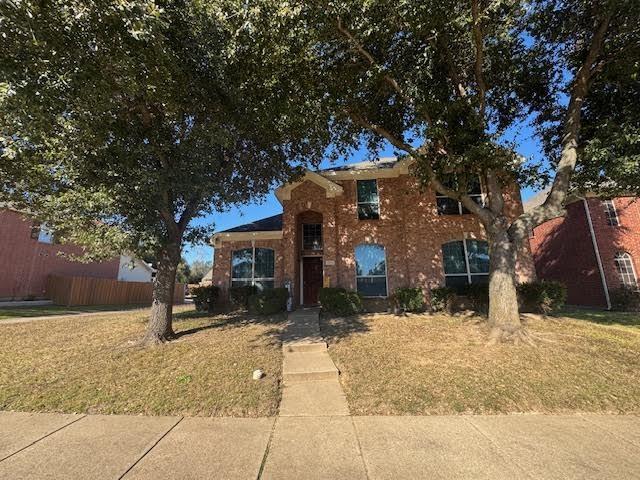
[
  {"left": 357, "top": 180, "right": 380, "bottom": 220},
  {"left": 615, "top": 253, "right": 637, "bottom": 288},
  {"left": 355, "top": 244, "right": 387, "bottom": 297},
  {"left": 302, "top": 223, "right": 323, "bottom": 250},
  {"left": 442, "top": 239, "right": 490, "bottom": 291},
  {"left": 603, "top": 200, "right": 619, "bottom": 226},
  {"left": 231, "top": 248, "right": 276, "bottom": 289}
]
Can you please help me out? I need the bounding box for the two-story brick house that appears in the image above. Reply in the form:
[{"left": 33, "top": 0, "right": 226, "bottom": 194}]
[
  {"left": 211, "top": 158, "right": 535, "bottom": 307},
  {"left": 528, "top": 194, "right": 640, "bottom": 308}
]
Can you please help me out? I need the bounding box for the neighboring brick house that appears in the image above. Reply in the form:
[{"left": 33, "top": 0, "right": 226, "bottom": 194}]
[
  {"left": 0, "top": 209, "right": 154, "bottom": 300},
  {"left": 527, "top": 194, "right": 640, "bottom": 308},
  {"left": 211, "top": 158, "right": 535, "bottom": 307}
]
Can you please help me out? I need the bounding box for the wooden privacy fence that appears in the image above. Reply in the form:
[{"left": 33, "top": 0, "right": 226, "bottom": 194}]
[{"left": 46, "top": 275, "right": 185, "bottom": 307}]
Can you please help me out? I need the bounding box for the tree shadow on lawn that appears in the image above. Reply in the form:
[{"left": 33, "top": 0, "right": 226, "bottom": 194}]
[
  {"left": 320, "top": 313, "right": 371, "bottom": 343},
  {"left": 556, "top": 308, "right": 640, "bottom": 328},
  {"left": 171, "top": 309, "right": 287, "bottom": 348}
]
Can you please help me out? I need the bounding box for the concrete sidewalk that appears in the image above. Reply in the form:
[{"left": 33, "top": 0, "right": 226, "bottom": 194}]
[{"left": 1, "top": 411, "right": 639, "bottom": 479}]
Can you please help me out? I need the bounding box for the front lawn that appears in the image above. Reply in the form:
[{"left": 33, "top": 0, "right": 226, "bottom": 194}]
[
  {"left": 323, "top": 311, "right": 640, "bottom": 415},
  {"left": 0, "top": 304, "right": 152, "bottom": 320},
  {"left": 0, "top": 309, "right": 284, "bottom": 416}
]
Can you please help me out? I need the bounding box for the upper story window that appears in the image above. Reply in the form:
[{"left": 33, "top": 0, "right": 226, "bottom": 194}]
[
  {"left": 231, "top": 247, "right": 275, "bottom": 290},
  {"left": 436, "top": 176, "right": 483, "bottom": 215},
  {"left": 442, "top": 239, "right": 490, "bottom": 290},
  {"left": 30, "top": 222, "right": 55, "bottom": 244},
  {"left": 357, "top": 179, "right": 380, "bottom": 220},
  {"left": 614, "top": 252, "right": 638, "bottom": 288},
  {"left": 603, "top": 199, "right": 619, "bottom": 226},
  {"left": 355, "top": 243, "right": 387, "bottom": 297},
  {"left": 302, "top": 223, "right": 322, "bottom": 250}
]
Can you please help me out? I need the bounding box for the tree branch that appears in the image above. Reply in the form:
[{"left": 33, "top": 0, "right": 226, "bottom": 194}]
[
  {"left": 336, "top": 17, "right": 434, "bottom": 126},
  {"left": 509, "top": 14, "right": 611, "bottom": 240}
]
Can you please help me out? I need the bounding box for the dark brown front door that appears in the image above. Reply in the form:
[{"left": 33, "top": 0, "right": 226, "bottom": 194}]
[{"left": 302, "top": 257, "right": 323, "bottom": 305}]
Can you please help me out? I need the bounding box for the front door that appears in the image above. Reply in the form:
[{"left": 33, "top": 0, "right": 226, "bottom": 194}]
[{"left": 302, "top": 257, "right": 323, "bottom": 305}]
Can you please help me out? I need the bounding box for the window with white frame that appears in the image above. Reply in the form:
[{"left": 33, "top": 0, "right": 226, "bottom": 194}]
[
  {"left": 436, "top": 176, "right": 484, "bottom": 215},
  {"left": 357, "top": 179, "right": 380, "bottom": 220},
  {"left": 231, "top": 247, "right": 275, "bottom": 290},
  {"left": 442, "top": 239, "right": 490, "bottom": 290},
  {"left": 355, "top": 244, "right": 387, "bottom": 297},
  {"left": 614, "top": 252, "right": 638, "bottom": 288},
  {"left": 603, "top": 199, "right": 619, "bottom": 226}
]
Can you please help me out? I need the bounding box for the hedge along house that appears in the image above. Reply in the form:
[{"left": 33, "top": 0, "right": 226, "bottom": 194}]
[{"left": 210, "top": 158, "right": 536, "bottom": 308}]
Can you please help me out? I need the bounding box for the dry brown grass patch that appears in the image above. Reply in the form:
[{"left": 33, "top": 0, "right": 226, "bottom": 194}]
[
  {"left": 0, "top": 308, "right": 285, "bottom": 417},
  {"left": 323, "top": 312, "right": 640, "bottom": 415}
]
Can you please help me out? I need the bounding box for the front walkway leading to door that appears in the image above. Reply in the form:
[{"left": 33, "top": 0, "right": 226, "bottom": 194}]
[{"left": 278, "top": 308, "right": 349, "bottom": 416}]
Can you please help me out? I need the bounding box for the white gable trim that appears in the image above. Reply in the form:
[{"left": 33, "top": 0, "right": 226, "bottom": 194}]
[
  {"left": 320, "top": 157, "right": 415, "bottom": 180},
  {"left": 275, "top": 172, "right": 344, "bottom": 204}
]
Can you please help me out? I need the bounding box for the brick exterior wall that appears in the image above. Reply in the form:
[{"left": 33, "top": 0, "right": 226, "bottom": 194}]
[
  {"left": 212, "top": 172, "right": 535, "bottom": 307},
  {"left": 529, "top": 196, "right": 640, "bottom": 308},
  {"left": 0, "top": 209, "right": 121, "bottom": 300}
]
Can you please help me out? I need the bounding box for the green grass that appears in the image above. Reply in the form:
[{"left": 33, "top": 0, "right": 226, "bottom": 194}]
[
  {"left": 323, "top": 311, "right": 640, "bottom": 415},
  {"left": 0, "top": 304, "right": 151, "bottom": 320},
  {"left": 0, "top": 308, "right": 285, "bottom": 416},
  {"left": 557, "top": 307, "right": 640, "bottom": 328}
]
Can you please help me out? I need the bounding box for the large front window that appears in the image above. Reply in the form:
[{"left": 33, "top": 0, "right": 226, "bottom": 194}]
[
  {"left": 355, "top": 244, "right": 387, "bottom": 297},
  {"left": 357, "top": 179, "right": 380, "bottom": 220},
  {"left": 442, "top": 239, "right": 489, "bottom": 290},
  {"left": 231, "top": 247, "right": 275, "bottom": 290},
  {"left": 436, "top": 176, "right": 483, "bottom": 215}
]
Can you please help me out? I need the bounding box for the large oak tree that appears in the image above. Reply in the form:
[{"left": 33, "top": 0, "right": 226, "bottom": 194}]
[
  {"left": 290, "top": 0, "right": 639, "bottom": 341},
  {"left": 0, "top": 0, "right": 330, "bottom": 343}
]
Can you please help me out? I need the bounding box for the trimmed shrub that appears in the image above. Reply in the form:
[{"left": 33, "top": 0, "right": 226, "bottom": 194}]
[
  {"left": 229, "top": 285, "right": 258, "bottom": 309},
  {"left": 319, "top": 287, "right": 363, "bottom": 316},
  {"left": 461, "top": 283, "right": 490, "bottom": 313},
  {"left": 393, "top": 287, "right": 425, "bottom": 313},
  {"left": 191, "top": 284, "right": 220, "bottom": 312},
  {"left": 248, "top": 288, "right": 288, "bottom": 315},
  {"left": 517, "top": 281, "right": 567, "bottom": 314},
  {"left": 430, "top": 287, "right": 456, "bottom": 313},
  {"left": 609, "top": 287, "right": 640, "bottom": 311}
]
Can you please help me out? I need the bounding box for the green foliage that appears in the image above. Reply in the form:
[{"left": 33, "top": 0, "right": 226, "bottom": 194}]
[
  {"left": 229, "top": 285, "right": 259, "bottom": 309},
  {"left": 460, "top": 284, "right": 490, "bottom": 314},
  {"left": 609, "top": 287, "right": 640, "bottom": 312},
  {"left": 319, "top": 288, "right": 363, "bottom": 317},
  {"left": 392, "top": 288, "right": 425, "bottom": 313},
  {"left": 430, "top": 287, "right": 456, "bottom": 313},
  {"left": 0, "top": 0, "right": 331, "bottom": 262},
  {"left": 191, "top": 285, "right": 220, "bottom": 312},
  {"left": 517, "top": 281, "right": 567, "bottom": 315},
  {"left": 176, "top": 258, "right": 191, "bottom": 285},
  {"left": 247, "top": 288, "right": 288, "bottom": 315}
]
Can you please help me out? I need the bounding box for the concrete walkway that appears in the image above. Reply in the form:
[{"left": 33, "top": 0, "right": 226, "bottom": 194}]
[
  {"left": 279, "top": 308, "right": 349, "bottom": 417},
  {"left": 1, "top": 411, "right": 639, "bottom": 479}
]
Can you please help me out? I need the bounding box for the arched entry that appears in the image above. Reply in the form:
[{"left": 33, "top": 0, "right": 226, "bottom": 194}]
[{"left": 296, "top": 211, "right": 323, "bottom": 305}]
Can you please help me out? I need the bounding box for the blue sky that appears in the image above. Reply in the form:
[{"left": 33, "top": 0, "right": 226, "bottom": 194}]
[{"left": 183, "top": 124, "right": 545, "bottom": 264}]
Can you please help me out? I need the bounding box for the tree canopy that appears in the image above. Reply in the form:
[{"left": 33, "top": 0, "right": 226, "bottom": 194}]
[{"left": 0, "top": 0, "right": 332, "bottom": 342}]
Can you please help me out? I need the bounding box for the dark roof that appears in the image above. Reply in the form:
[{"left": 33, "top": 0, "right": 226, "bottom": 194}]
[
  {"left": 221, "top": 213, "right": 283, "bottom": 233},
  {"left": 319, "top": 157, "right": 399, "bottom": 173}
]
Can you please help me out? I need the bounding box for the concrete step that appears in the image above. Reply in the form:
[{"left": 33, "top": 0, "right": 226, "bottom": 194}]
[
  {"left": 283, "top": 340, "right": 327, "bottom": 353},
  {"left": 282, "top": 351, "right": 339, "bottom": 383},
  {"left": 279, "top": 380, "right": 349, "bottom": 416}
]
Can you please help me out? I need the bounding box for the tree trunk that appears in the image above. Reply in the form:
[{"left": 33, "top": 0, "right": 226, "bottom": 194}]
[
  {"left": 142, "top": 244, "right": 180, "bottom": 345},
  {"left": 486, "top": 228, "right": 528, "bottom": 344}
]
